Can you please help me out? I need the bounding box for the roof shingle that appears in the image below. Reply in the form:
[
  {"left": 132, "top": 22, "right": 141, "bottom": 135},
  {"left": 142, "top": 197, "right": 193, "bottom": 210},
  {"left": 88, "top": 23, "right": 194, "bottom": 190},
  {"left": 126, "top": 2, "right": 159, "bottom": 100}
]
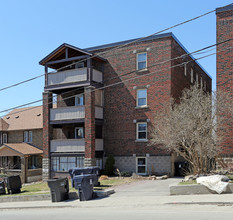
[{"left": 3, "top": 106, "right": 42, "bottom": 131}]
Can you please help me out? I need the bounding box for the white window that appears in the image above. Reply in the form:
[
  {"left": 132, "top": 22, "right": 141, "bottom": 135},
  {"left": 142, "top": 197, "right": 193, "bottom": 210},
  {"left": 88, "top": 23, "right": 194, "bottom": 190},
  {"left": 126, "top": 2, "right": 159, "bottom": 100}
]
[
  {"left": 75, "top": 127, "right": 84, "bottom": 139},
  {"left": 191, "top": 68, "right": 193, "bottom": 83},
  {"left": 204, "top": 81, "right": 207, "bottom": 90},
  {"left": 137, "top": 157, "right": 147, "bottom": 175},
  {"left": 51, "top": 156, "right": 84, "bottom": 172},
  {"left": 75, "top": 94, "right": 84, "bottom": 106},
  {"left": 24, "top": 131, "right": 32, "bottom": 143},
  {"left": 196, "top": 73, "right": 199, "bottom": 86},
  {"left": 137, "top": 89, "right": 147, "bottom": 107},
  {"left": 137, "top": 52, "right": 147, "bottom": 70},
  {"left": 29, "top": 131, "right": 32, "bottom": 143},
  {"left": 24, "top": 131, "right": 28, "bottom": 142},
  {"left": 136, "top": 122, "right": 147, "bottom": 140},
  {"left": 3, "top": 133, "right": 7, "bottom": 144}
]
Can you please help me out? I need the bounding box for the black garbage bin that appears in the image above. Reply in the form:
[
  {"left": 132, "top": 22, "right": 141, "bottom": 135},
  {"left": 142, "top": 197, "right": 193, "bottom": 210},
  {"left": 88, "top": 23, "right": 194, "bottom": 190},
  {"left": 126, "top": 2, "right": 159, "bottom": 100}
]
[
  {"left": 4, "top": 175, "right": 21, "bottom": 194},
  {"left": 86, "top": 166, "right": 100, "bottom": 186},
  {"left": 47, "top": 178, "right": 69, "bottom": 202},
  {"left": 73, "top": 174, "right": 95, "bottom": 201},
  {"left": 70, "top": 167, "right": 100, "bottom": 187},
  {"left": 0, "top": 181, "right": 6, "bottom": 195},
  {"left": 69, "top": 168, "right": 87, "bottom": 187}
]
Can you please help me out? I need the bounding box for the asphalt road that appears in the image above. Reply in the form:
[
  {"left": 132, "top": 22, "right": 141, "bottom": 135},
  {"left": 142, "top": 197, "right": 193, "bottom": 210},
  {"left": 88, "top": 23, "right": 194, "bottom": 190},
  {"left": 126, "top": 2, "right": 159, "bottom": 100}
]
[
  {"left": 1, "top": 178, "right": 233, "bottom": 220},
  {"left": 1, "top": 204, "right": 233, "bottom": 220}
]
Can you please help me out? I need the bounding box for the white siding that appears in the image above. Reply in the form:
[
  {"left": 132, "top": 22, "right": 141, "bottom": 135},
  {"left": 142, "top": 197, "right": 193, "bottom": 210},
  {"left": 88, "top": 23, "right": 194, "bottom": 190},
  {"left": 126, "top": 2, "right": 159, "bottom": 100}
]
[
  {"left": 50, "top": 139, "right": 85, "bottom": 153},
  {"left": 95, "top": 139, "right": 103, "bottom": 151},
  {"left": 48, "top": 68, "right": 88, "bottom": 86},
  {"left": 95, "top": 106, "right": 103, "bottom": 119},
  {"left": 50, "top": 106, "right": 85, "bottom": 121},
  {"left": 93, "top": 69, "right": 103, "bottom": 82}
]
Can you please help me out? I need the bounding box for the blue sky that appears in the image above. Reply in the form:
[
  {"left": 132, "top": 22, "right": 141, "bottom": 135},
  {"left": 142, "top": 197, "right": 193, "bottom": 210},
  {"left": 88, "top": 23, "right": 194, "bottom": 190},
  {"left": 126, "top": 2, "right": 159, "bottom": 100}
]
[{"left": 0, "top": 0, "right": 232, "bottom": 114}]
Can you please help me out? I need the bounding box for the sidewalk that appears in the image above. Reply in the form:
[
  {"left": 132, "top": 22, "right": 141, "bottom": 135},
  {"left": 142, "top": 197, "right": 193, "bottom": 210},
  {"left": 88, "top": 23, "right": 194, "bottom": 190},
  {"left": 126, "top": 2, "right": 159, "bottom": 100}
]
[
  {"left": 0, "top": 193, "right": 233, "bottom": 210},
  {"left": 1, "top": 179, "right": 233, "bottom": 209}
]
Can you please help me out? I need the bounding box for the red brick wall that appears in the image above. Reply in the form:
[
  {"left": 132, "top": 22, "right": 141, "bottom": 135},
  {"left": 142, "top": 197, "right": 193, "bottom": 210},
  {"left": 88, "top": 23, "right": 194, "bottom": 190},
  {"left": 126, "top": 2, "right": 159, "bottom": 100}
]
[
  {"left": 84, "top": 87, "right": 96, "bottom": 158},
  {"left": 42, "top": 92, "right": 53, "bottom": 158},
  {"left": 90, "top": 36, "right": 212, "bottom": 157},
  {"left": 216, "top": 8, "right": 233, "bottom": 155},
  {"left": 92, "top": 38, "right": 173, "bottom": 156},
  {"left": 171, "top": 39, "right": 212, "bottom": 101}
]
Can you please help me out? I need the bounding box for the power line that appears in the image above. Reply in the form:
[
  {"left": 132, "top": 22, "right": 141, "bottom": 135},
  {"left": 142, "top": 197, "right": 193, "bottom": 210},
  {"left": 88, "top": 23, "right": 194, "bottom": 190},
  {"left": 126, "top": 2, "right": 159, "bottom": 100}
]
[
  {"left": 2, "top": 36, "right": 232, "bottom": 117},
  {"left": 1, "top": 41, "right": 232, "bottom": 118},
  {"left": 1, "top": 3, "right": 232, "bottom": 93}
]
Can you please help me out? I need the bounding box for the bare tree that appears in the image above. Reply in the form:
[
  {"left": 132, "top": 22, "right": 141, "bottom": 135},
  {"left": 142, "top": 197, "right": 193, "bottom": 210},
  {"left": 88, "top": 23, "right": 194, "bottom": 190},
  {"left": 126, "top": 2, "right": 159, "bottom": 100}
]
[{"left": 150, "top": 85, "right": 233, "bottom": 175}]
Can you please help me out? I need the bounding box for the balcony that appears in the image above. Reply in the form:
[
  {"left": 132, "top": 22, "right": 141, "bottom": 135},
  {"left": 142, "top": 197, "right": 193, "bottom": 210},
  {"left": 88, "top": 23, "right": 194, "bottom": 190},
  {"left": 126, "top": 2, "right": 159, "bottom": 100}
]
[
  {"left": 50, "top": 106, "right": 85, "bottom": 121},
  {"left": 50, "top": 106, "right": 103, "bottom": 121},
  {"left": 50, "top": 138, "right": 103, "bottom": 153},
  {"left": 50, "top": 139, "right": 85, "bottom": 153},
  {"left": 46, "top": 68, "right": 103, "bottom": 89}
]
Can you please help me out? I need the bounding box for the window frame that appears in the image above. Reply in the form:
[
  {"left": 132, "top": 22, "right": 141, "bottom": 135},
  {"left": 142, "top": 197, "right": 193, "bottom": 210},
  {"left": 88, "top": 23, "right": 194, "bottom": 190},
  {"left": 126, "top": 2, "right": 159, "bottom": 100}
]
[
  {"left": 136, "top": 157, "right": 147, "bottom": 175},
  {"left": 51, "top": 156, "right": 84, "bottom": 172},
  {"left": 29, "top": 131, "right": 33, "bottom": 143},
  {"left": 24, "top": 131, "right": 32, "bottom": 143},
  {"left": 75, "top": 94, "right": 84, "bottom": 106},
  {"left": 136, "top": 52, "right": 147, "bottom": 71},
  {"left": 2, "top": 133, "right": 7, "bottom": 144},
  {"left": 24, "top": 131, "right": 28, "bottom": 143},
  {"left": 136, "top": 89, "right": 147, "bottom": 107},
  {"left": 136, "top": 122, "right": 147, "bottom": 140},
  {"left": 75, "top": 127, "right": 84, "bottom": 139}
]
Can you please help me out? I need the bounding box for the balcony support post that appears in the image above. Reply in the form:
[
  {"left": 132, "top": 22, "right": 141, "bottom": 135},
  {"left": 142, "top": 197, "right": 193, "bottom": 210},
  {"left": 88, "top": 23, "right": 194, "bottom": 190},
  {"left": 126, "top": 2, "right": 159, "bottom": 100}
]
[
  {"left": 84, "top": 86, "right": 96, "bottom": 167},
  {"left": 87, "top": 57, "right": 93, "bottom": 82},
  {"left": 42, "top": 91, "right": 53, "bottom": 180}
]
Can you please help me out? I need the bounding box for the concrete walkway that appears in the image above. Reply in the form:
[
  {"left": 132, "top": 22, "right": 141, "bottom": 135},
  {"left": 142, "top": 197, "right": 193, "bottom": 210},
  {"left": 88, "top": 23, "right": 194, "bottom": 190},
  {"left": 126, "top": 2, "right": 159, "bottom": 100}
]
[{"left": 1, "top": 178, "right": 233, "bottom": 210}]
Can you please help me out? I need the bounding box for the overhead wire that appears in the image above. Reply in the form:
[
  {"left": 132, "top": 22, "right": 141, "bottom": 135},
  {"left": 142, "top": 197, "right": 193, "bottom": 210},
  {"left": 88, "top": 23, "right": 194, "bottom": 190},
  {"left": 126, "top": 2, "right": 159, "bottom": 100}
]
[
  {"left": 1, "top": 40, "right": 233, "bottom": 118},
  {"left": 1, "top": 3, "right": 232, "bottom": 93}
]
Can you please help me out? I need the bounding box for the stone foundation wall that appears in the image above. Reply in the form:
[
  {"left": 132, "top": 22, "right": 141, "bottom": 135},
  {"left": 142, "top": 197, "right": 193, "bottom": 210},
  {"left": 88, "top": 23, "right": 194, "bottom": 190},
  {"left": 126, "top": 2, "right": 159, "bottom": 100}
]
[
  {"left": 42, "top": 158, "right": 50, "bottom": 180},
  {"left": 111, "top": 155, "right": 172, "bottom": 176}
]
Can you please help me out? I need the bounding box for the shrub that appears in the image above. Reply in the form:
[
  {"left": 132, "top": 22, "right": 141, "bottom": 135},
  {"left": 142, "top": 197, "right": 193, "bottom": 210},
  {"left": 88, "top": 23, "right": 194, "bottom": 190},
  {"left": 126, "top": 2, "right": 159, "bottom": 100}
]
[
  {"left": 0, "top": 173, "right": 8, "bottom": 178},
  {"left": 121, "top": 171, "right": 132, "bottom": 177},
  {"left": 104, "top": 155, "right": 115, "bottom": 176}
]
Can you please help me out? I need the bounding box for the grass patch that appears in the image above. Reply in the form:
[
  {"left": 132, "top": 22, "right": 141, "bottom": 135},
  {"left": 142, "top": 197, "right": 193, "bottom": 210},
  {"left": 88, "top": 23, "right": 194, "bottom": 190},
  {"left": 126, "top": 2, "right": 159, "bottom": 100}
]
[
  {"left": 179, "top": 180, "right": 197, "bottom": 185},
  {"left": 0, "top": 177, "right": 138, "bottom": 196},
  {"left": 227, "top": 175, "right": 233, "bottom": 180},
  {"left": 95, "top": 177, "right": 137, "bottom": 190}
]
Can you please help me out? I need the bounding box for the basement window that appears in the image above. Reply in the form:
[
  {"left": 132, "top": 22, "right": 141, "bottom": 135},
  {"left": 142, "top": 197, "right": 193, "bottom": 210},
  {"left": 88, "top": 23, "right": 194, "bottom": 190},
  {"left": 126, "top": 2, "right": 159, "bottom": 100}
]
[{"left": 137, "top": 157, "right": 147, "bottom": 175}]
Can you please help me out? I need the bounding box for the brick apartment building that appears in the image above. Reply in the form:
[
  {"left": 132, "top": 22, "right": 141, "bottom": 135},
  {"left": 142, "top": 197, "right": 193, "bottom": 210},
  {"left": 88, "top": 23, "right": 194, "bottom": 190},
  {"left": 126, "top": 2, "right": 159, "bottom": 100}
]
[
  {"left": 216, "top": 5, "right": 233, "bottom": 167},
  {"left": 40, "top": 32, "right": 211, "bottom": 179},
  {"left": 0, "top": 106, "right": 43, "bottom": 183}
]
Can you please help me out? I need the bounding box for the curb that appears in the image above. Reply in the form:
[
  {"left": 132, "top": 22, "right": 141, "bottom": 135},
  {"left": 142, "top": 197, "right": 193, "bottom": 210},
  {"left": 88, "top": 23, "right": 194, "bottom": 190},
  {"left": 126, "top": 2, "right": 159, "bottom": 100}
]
[
  {"left": 170, "top": 183, "right": 233, "bottom": 195},
  {"left": 95, "top": 189, "right": 115, "bottom": 197},
  {"left": 166, "top": 202, "right": 233, "bottom": 206},
  {"left": 0, "top": 189, "right": 115, "bottom": 203}
]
